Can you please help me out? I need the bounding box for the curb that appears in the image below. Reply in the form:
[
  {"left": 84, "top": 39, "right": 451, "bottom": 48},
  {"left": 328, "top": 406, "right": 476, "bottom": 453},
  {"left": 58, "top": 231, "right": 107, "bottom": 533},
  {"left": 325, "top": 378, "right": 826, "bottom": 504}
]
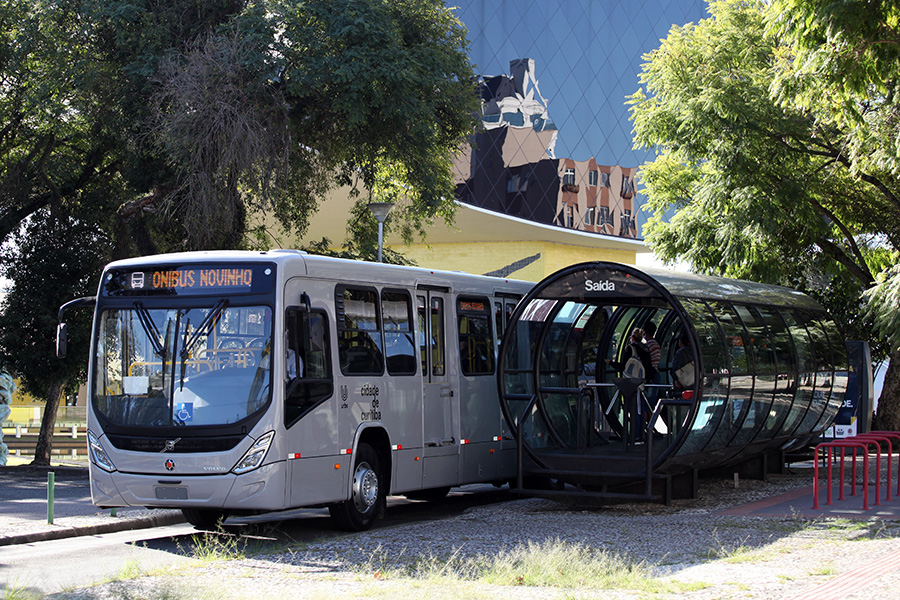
[{"left": 0, "top": 513, "right": 186, "bottom": 547}]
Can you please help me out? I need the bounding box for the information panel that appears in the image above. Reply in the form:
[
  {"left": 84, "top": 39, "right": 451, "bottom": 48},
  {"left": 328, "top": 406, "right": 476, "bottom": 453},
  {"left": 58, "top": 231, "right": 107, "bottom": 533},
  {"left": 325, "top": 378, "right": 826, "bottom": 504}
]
[{"left": 102, "top": 264, "right": 275, "bottom": 297}]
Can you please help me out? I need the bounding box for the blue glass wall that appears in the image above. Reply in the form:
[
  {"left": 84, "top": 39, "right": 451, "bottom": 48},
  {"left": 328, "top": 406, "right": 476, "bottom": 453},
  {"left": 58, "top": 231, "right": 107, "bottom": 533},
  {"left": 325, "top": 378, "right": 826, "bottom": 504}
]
[{"left": 452, "top": 0, "right": 708, "bottom": 238}]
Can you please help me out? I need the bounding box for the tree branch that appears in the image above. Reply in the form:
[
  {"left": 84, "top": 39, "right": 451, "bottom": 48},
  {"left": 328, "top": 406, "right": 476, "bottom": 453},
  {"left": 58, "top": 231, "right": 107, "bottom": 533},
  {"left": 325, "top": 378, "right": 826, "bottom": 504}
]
[{"left": 816, "top": 236, "right": 874, "bottom": 286}]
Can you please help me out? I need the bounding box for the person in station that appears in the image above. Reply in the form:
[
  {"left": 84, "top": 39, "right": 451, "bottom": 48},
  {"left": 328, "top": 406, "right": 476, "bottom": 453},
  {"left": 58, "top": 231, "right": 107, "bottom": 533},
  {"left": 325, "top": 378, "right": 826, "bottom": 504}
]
[
  {"left": 643, "top": 322, "right": 662, "bottom": 408},
  {"left": 671, "top": 331, "right": 694, "bottom": 392},
  {"left": 607, "top": 327, "right": 653, "bottom": 376},
  {"left": 607, "top": 327, "right": 654, "bottom": 442}
]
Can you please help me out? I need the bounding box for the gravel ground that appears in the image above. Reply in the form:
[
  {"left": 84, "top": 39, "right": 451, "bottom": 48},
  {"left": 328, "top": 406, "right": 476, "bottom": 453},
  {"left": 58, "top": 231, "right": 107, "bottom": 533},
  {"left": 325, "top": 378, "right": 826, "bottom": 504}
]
[{"left": 43, "top": 468, "right": 900, "bottom": 600}]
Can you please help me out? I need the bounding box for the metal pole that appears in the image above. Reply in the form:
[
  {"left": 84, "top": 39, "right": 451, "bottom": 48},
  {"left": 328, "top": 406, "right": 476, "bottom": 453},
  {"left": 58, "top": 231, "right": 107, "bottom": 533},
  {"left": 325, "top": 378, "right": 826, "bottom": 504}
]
[
  {"left": 377, "top": 221, "right": 384, "bottom": 263},
  {"left": 47, "top": 471, "right": 55, "bottom": 524}
]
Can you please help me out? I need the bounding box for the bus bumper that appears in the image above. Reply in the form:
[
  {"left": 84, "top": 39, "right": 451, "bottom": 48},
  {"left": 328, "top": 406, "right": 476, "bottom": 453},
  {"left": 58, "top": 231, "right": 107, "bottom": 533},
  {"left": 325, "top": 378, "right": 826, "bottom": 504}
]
[{"left": 90, "top": 462, "right": 286, "bottom": 510}]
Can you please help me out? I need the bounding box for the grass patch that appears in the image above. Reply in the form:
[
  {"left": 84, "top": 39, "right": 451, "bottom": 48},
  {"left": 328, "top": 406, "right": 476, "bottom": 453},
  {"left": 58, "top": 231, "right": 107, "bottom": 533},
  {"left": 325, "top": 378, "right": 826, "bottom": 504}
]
[
  {"left": 187, "top": 531, "right": 247, "bottom": 562},
  {"left": 117, "top": 559, "right": 145, "bottom": 580},
  {"left": 702, "top": 530, "right": 766, "bottom": 564},
  {"left": 1, "top": 582, "right": 43, "bottom": 600},
  {"left": 809, "top": 562, "right": 836, "bottom": 577},
  {"left": 356, "top": 539, "right": 708, "bottom": 595}
]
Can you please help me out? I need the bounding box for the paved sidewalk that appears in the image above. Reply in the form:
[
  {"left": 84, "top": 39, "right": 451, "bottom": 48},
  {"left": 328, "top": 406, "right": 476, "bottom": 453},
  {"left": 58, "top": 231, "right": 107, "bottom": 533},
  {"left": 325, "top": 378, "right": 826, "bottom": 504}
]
[{"left": 0, "top": 462, "right": 183, "bottom": 546}]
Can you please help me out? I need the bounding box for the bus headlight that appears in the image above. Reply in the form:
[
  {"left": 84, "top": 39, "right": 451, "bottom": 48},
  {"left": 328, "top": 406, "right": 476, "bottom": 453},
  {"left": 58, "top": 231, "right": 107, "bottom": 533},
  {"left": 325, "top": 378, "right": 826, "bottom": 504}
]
[
  {"left": 87, "top": 430, "right": 116, "bottom": 472},
  {"left": 232, "top": 431, "right": 275, "bottom": 475}
]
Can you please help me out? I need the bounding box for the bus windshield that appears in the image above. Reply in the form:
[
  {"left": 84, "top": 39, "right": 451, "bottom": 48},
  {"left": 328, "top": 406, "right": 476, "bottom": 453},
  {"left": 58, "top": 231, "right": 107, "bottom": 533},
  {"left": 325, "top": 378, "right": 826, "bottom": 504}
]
[{"left": 93, "top": 303, "right": 273, "bottom": 428}]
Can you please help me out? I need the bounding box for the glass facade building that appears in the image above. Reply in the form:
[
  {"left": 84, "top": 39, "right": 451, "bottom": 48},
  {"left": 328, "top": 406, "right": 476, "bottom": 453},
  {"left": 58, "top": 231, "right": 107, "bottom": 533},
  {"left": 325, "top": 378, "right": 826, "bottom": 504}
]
[{"left": 452, "top": 0, "right": 708, "bottom": 240}]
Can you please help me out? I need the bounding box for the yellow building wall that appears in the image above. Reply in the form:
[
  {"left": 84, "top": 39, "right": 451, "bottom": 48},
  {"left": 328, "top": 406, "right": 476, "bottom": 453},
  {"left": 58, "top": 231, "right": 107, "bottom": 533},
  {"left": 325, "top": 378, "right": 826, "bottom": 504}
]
[{"left": 396, "top": 240, "right": 637, "bottom": 282}]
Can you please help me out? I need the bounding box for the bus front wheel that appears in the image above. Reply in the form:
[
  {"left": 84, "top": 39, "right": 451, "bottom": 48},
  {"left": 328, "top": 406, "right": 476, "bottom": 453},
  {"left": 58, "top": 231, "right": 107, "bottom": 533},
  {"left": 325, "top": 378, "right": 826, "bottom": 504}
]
[{"left": 329, "top": 442, "right": 385, "bottom": 531}]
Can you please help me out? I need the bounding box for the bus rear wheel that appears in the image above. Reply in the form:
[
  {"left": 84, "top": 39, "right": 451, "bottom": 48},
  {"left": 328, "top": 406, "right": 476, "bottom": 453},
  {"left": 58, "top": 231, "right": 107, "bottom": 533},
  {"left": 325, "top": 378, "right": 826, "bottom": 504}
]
[
  {"left": 182, "top": 508, "right": 229, "bottom": 530},
  {"left": 329, "top": 443, "right": 385, "bottom": 531}
]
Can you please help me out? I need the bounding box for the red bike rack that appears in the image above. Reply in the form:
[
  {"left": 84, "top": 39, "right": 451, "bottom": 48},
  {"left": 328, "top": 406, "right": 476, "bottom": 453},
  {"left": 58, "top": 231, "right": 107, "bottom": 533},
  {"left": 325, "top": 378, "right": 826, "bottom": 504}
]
[
  {"left": 813, "top": 441, "right": 870, "bottom": 510},
  {"left": 852, "top": 431, "right": 900, "bottom": 499}
]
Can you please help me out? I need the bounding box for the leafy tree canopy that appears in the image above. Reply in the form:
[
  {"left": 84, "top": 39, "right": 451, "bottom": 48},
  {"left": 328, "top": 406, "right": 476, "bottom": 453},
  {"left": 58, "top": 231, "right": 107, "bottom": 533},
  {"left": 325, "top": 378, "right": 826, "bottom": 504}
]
[
  {"left": 629, "top": 0, "right": 898, "bottom": 329},
  {"left": 0, "top": 0, "right": 479, "bottom": 460},
  {"left": 629, "top": 0, "right": 900, "bottom": 427}
]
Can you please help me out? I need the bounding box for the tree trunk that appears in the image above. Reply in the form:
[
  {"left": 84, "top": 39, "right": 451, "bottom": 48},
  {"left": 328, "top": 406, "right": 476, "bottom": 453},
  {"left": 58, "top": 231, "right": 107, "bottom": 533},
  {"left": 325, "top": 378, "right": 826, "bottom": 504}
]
[
  {"left": 31, "top": 378, "right": 66, "bottom": 466},
  {"left": 875, "top": 349, "right": 900, "bottom": 432}
]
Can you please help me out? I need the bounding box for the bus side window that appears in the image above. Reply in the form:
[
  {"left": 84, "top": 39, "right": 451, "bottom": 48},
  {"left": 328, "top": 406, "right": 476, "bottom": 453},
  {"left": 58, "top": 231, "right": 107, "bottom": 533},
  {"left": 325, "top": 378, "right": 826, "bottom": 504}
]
[
  {"left": 382, "top": 289, "right": 416, "bottom": 375},
  {"left": 458, "top": 296, "right": 494, "bottom": 375},
  {"left": 336, "top": 286, "right": 384, "bottom": 375},
  {"left": 417, "top": 295, "right": 428, "bottom": 376},
  {"left": 285, "top": 308, "right": 333, "bottom": 427}
]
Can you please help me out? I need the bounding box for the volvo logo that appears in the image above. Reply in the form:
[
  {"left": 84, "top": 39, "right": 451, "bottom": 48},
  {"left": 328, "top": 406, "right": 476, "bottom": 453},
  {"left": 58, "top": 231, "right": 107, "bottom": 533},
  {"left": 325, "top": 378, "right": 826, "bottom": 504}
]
[
  {"left": 164, "top": 459, "right": 175, "bottom": 471},
  {"left": 161, "top": 438, "right": 181, "bottom": 453}
]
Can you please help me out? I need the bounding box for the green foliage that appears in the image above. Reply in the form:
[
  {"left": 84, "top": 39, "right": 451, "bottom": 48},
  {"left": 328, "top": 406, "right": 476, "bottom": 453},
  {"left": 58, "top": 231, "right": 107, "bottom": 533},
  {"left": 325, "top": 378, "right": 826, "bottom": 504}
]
[
  {"left": 0, "top": 0, "right": 476, "bottom": 408},
  {"left": 0, "top": 209, "right": 108, "bottom": 398},
  {"left": 864, "top": 263, "right": 900, "bottom": 352},
  {"left": 276, "top": 0, "right": 479, "bottom": 240},
  {"left": 767, "top": 0, "right": 900, "bottom": 177},
  {"left": 629, "top": 0, "right": 900, "bottom": 359}
]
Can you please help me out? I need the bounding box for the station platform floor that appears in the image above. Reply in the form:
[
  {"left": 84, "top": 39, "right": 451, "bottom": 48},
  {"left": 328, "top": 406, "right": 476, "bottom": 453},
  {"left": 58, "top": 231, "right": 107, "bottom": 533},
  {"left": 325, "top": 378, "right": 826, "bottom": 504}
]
[{"left": 718, "top": 481, "right": 900, "bottom": 520}]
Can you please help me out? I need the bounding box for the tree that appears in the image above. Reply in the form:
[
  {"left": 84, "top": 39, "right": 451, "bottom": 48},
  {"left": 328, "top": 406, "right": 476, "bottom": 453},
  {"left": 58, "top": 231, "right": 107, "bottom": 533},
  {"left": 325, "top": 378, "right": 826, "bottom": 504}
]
[
  {"left": 629, "top": 0, "right": 900, "bottom": 427},
  {"left": 0, "top": 209, "right": 108, "bottom": 464},
  {"left": 0, "top": 0, "right": 480, "bottom": 458},
  {"left": 146, "top": 0, "right": 480, "bottom": 249}
]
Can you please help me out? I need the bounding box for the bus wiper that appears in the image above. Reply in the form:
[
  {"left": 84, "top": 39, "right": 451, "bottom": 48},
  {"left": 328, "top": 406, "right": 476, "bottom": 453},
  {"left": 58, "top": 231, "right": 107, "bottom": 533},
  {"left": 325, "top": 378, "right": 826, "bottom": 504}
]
[
  {"left": 134, "top": 302, "right": 164, "bottom": 357},
  {"left": 181, "top": 299, "right": 228, "bottom": 360},
  {"left": 177, "top": 300, "right": 228, "bottom": 391}
]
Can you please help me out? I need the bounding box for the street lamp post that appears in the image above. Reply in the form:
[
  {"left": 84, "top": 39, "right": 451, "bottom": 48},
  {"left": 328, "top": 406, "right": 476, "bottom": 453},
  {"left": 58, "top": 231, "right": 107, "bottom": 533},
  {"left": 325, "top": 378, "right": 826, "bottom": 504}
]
[{"left": 367, "top": 202, "right": 393, "bottom": 263}]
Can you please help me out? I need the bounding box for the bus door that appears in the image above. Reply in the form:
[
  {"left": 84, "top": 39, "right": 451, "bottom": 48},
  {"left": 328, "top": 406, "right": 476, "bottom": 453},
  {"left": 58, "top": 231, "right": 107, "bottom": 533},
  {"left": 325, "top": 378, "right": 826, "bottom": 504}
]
[
  {"left": 495, "top": 295, "right": 523, "bottom": 472},
  {"left": 417, "top": 288, "right": 459, "bottom": 488}
]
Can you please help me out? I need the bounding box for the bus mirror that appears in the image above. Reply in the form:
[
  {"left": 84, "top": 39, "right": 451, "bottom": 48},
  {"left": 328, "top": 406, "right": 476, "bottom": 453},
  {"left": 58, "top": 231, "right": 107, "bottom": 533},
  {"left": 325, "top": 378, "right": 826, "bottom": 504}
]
[
  {"left": 56, "top": 323, "right": 68, "bottom": 359},
  {"left": 55, "top": 295, "right": 96, "bottom": 359}
]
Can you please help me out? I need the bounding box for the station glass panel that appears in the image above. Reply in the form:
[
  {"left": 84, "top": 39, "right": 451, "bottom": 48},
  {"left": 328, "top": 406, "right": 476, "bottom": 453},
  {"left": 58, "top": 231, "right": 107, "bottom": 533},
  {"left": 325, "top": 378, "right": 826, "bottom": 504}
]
[
  {"left": 537, "top": 301, "right": 586, "bottom": 447},
  {"left": 680, "top": 299, "right": 727, "bottom": 374},
  {"left": 816, "top": 317, "right": 849, "bottom": 430},
  {"left": 500, "top": 299, "right": 554, "bottom": 435},
  {"left": 676, "top": 374, "right": 729, "bottom": 455},
  {"left": 793, "top": 310, "right": 831, "bottom": 434},
  {"left": 754, "top": 305, "right": 797, "bottom": 438},
  {"left": 776, "top": 309, "right": 812, "bottom": 434},
  {"left": 705, "top": 375, "right": 752, "bottom": 450},
  {"left": 675, "top": 300, "right": 728, "bottom": 455},
  {"left": 731, "top": 305, "right": 775, "bottom": 446},
  {"left": 698, "top": 302, "right": 752, "bottom": 451},
  {"left": 750, "top": 375, "right": 780, "bottom": 442},
  {"left": 711, "top": 301, "right": 751, "bottom": 374}
]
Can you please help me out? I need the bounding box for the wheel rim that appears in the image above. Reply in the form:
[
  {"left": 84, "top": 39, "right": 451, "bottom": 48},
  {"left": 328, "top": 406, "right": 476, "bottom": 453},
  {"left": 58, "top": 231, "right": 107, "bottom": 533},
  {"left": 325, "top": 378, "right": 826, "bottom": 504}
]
[{"left": 351, "top": 461, "right": 379, "bottom": 513}]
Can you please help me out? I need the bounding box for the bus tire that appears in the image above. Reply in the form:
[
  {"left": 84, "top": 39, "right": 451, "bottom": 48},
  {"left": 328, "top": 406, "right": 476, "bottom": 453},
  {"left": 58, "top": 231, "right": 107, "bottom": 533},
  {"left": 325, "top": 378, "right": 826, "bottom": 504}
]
[
  {"left": 329, "top": 442, "right": 384, "bottom": 531},
  {"left": 182, "top": 508, "right": 229, "bottom": 530}
]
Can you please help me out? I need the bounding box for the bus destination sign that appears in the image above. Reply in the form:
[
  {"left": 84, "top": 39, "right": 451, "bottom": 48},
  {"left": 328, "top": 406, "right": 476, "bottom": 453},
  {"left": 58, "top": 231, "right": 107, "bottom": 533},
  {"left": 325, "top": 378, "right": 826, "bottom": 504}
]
[
  {"left": 133, "top": 268, "right": 252, "bottom": 291},
  {"left": 103, "top": 264, "right": 274, "bottom": 296}
]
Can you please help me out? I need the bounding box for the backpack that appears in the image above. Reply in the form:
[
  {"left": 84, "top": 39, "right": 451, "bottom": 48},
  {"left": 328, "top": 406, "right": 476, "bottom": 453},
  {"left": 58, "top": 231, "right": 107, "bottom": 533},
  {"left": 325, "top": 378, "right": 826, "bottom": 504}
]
[
  {"left": 623, "top": 354, "right": 646, "bottom": 383},
  {"left": 628, "top": 341, "right": 656, "bottom": 383}
]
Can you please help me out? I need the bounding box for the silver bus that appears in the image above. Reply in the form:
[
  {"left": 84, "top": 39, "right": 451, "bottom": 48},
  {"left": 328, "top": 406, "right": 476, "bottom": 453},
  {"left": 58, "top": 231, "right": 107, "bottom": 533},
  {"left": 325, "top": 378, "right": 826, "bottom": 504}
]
[{"left": 58, "top": 250, "right": 532, "bottom": 530}]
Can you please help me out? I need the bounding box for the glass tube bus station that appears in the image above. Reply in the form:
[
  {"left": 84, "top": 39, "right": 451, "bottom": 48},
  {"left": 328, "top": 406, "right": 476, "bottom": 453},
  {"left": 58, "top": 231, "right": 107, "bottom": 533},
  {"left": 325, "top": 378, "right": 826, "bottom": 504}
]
[{"left": 498, "top": 262, "right": 850, "bottom": 503}]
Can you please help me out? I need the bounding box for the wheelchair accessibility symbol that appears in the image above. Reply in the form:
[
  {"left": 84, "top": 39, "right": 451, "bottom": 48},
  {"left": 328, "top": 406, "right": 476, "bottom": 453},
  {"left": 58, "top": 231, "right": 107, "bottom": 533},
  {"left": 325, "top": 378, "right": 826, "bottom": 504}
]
[{"left": 174, "top": 402, "right": 193, "bottom": 423}]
